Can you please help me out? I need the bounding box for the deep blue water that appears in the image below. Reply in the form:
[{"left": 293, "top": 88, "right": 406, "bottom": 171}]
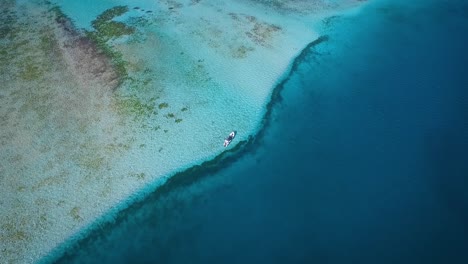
[{"left": 53, "top": 0, "right": 468, "bottom": 263}]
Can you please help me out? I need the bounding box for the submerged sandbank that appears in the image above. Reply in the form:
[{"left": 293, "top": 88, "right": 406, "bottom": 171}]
[{"left": 0, "top": 0, "right": 367, "bottom": 263}]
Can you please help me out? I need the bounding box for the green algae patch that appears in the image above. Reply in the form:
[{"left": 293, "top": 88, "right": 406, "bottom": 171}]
[
  {"left": 19, "top": 62, "right": 44, "bottom": 81},
  {"left": 1, "top": 222, "right": 30, "bottom": 243},
  {"left": 231, "top": 45, "right": 255, "bottom": 59},
  {"left": 73, "top": 140, "right": 111, "bottom": 172},
  {"left": 104, "top": 142, "right": 131, "bottom": 154},
  {"left": 79, "top": 155, "right": 105, "bottom": 171},
  {"left": 86, "top": 6, "right": 135, "bottom": 82},
  {"left": 39, "top": 214, "right": 48, "bottom": 223},
  {"left": 244, "top": 16, "right": 282, "bottom": 47},
  {"left": 85, "top": 31, "right": 129, "bottom": 81},
  {"left": 175, "top": 118, "right": 183, "bottom": 123},
  {"left": 96, "top": 6, "right": 128, "bottom": 22},
  {"left": 130, "top": 172, "right": 146, "bottom": 180},
  {"left": 114, "top": 95, "right": 156, "bottom": 121},
  {"left": 125, "top": 74, "right": 155, "bottom": 93},
  {"left": 11, "top": 231, "right": 28, "bottom": 241},
  {"left": 92, "top": 6, "right": 134, "bottom": 41},
  {"left": 70, "top": 207, "right": 83, "bottom": 222},
  {"left": 38, "top": 29, "right": 61, "bottom": 60},
  {"left": 93, "top": 20, "right": 135, "bottom": 41},
  {"left": 39, "top": 34, "right": 54, "bottom": 53},
  {"left": 158, "top": 102, "right": 169, "bottom": 109}
]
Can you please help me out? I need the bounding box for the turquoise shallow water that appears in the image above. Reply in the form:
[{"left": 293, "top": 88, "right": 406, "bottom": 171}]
[{"left": 45, "top": 0, "right": 467, "bottom": 262}]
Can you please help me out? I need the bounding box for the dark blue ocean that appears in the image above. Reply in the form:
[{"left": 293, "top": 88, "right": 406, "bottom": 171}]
[{"left": 53, "top": 0, "right": 468, "bottom": 263}]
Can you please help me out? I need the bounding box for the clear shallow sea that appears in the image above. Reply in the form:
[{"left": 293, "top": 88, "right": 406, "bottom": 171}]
[{"left": 51, "top": 0, "right": 468, "bottom": 263}]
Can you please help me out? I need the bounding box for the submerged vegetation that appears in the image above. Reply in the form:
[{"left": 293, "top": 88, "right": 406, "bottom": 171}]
[
  {"left": 43, "top": 5, "right": 178, "bottom": 128},
  {"left": 0, "top": 9, "right": 17, "bottom": 40},
  {"left": 87, "top": 6, "right": 165, "bottom": 125},
  {"left": 158, "top": 102, "right": 169, "bottom": 109},
  {"left": 70, "top": 207, "right": 83, "bottom": 222},
  {"left": 49, "top": 6, "right": 66, "bottom": 21},
  {"left": 87, "top": 6, "right": 135, "bottom": 82},
  {"left": 19, "top": 61, "right": 43, "bottom": 81},
  {"left": 114, "top": 95, "right": 157, "bottom": 121},
  {"left": 95, "top": 6, "right": 128, "bottom": 23},
  {"left": 91, "top": 6, "right": 134, "bottom": 41}
]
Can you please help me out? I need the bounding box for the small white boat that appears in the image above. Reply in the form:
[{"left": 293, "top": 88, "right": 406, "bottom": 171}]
[{"left": 223, "top": 131, "right": 236, "bottom": 147}]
